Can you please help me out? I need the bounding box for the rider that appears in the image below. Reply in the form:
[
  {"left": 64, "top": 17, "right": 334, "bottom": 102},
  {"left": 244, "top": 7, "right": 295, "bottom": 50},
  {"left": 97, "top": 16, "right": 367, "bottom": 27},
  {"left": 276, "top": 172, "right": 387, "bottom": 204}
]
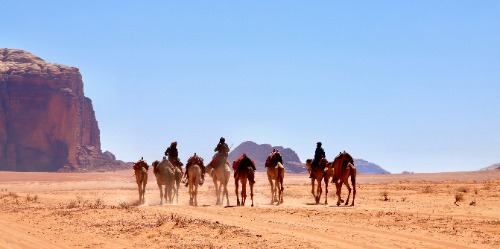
[
  {"left": 134, "top": 157, "right": 149, "bottom": 170},
  {"left": 310, "top": 142, "right": 326, "bottom": 178},
  {"left": 213, "top": 137, "right": 230, "bottom": 168},
  {"left": 165, "top": 141, "right": 183, "bottom": 173}
]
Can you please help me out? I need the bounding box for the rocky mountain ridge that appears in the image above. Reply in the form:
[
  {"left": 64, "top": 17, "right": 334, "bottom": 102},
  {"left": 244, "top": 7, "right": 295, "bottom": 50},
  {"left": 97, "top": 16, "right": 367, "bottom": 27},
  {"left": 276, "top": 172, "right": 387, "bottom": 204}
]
[{"left": 228, "top": 141, "right": 390, "bottom": 174}]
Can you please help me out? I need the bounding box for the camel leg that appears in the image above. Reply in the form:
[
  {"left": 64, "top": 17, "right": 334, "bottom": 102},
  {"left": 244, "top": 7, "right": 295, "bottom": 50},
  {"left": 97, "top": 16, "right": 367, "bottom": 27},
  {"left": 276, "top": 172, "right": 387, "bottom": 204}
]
[
  {"left": 324, "top": 178, "right": 329, "bottom": 205},
  {"left": 137, "top": 183, "right": 141, "bottom": 204},
  {"left": 194, "top": 180, "right": 198, "bottom": 207},
  {"left": 336, "top": 179, "right": 345, "bottom": 206},
  {"left": 344, "top": 180, "right": 351, "bottom": 206},
  {"left": 351, "top": 170, "right": 356, "bottom": 206},
  {"left": 242, "top": 178, "right": 247, "bottom": 206},
  {"left": 311, "top": 178, "right": 315, "bottom": 198},
  {"left": 268, "top": 178, "right": 275, "bottom": 205},
  {"left": 317, "top": 180, "right": 322, "bottom": 204},
  {"left": 250, "top": 181, "right": 254, "bottom": 207},
  {"left": 188, "top": 180, "right": 193, "bottom": 206},
  {"left": 142, "top": 182, "right": 147, "bottom": 204},
  {"left": 279, "top": 177, "right": 284, "bottom": 204},
  {"left": 224, "top": 183, "right": 230, "bottom": 207},
  {"left": 158, "top": 183, "right": 163, "bottom": 205},
  {"left": 235, "top": 178, "right": 240, "bottom": 206}
]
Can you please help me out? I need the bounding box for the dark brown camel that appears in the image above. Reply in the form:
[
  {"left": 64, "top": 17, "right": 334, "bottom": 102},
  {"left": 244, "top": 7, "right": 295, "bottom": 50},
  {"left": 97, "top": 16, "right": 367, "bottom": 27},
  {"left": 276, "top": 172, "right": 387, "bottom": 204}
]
[
  {"left": 233, "top": 155, "right": 255, "bottom": 207},
  {"left": 331, "top": 151, "right": 357, "bottom": 206}
]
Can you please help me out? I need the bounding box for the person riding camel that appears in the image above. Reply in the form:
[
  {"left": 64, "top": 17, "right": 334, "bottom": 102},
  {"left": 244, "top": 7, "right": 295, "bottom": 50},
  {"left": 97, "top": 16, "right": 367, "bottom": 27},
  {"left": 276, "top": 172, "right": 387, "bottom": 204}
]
[
  {"left": 310, "top": 142, "right": 326, "bottom": 178},
  {"left": 212, "top": 137, "right": 230, "bottom": 168},
  {"left": 183, "top": 153, "right": 205, "bottom": 186},
  {"left": 134, "top": 157, "right": 149, "bottom": 170},
  {"left": 165, "top": 141, "right": 183, "bottom": 173}
]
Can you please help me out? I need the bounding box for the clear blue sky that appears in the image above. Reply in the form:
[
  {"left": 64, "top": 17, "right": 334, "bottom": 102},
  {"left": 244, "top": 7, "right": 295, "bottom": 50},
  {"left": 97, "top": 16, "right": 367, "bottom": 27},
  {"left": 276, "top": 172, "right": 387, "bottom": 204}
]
[{"left": 2, "top": 1, "right": 499, "bottom": 173}]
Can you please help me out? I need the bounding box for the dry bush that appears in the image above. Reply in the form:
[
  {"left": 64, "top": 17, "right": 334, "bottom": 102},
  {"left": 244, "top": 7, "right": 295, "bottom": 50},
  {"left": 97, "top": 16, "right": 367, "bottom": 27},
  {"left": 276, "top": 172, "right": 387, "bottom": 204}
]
[
  {"left": 454, "top": 192, "right": 464, "bottom": 206},
  {"left": 156, "top": 214, "right": 168, "bottom": 227},
  {"left": 26, "top": 194, "right": 38, "bottom": 202},
  {"left": 67, "top": 200, "right": 78, "bottom": 209},
  {"left": 456, "top": 186, "right": 470, "bottom": 193},
  {"left": 380, "top": 190, "right": 389, "bottom": 201},
  {"left": 8, "top": 192, "right": 19, "bottom": 198},
  {"left": 118, "top": 201, "right": 132, "bottom": 209},
  {"left": 483, "top": 181, "right": 494, "bottom": 190},
  {"left": 89, "top": 197, "right": 104, "bottom": 209},
  {"left": 422, "top": 185, "right": 434, "bottom": 194}
]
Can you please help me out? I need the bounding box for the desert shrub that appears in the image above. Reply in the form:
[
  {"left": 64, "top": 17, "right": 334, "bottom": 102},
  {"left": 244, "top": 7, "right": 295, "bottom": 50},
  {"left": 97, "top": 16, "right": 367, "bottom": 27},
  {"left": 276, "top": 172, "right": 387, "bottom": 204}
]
[
  {"left": 456, "top": 186, "right": 469, "bottom": 193},
  {"left": 118, "top": 201, "right": 131, "bottom": 209},
  {"left": 8, "top": 192, "right": 18, "bottom": 198},
  {"left": 483, "top": 181, "right": 494, "bottom": 190},
  {"left": 89, "top": 197, "right": 104, "bottom": 209},
  {"left": 380, "top": 190, "right": 389, "bottom": 201},
  {"left": 156, "top": 214, "right": 168, "bottom": 227},
  {"left": 454, "top": 192, "right": 464, "bottom": 206},
  {"left": 67, "top": 200, "right": 78, "bottom": 209},
  {"left": 26, "top": 194, "right": 38, "bottom": 202},
  {"left": 422, "top": 186, "right": 434, "bottom": 194}
]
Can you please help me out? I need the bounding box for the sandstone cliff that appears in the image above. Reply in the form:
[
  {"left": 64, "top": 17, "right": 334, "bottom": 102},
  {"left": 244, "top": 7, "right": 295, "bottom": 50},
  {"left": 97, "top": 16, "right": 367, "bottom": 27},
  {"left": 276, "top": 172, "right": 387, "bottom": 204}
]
[{"left": 0, "top": 48, "right": 125, "bottom": 171}]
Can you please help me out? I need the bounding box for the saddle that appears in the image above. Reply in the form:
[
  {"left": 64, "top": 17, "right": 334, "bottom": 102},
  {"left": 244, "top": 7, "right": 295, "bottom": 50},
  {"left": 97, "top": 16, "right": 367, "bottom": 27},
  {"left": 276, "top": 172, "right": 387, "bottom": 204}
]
[{"left": 133, "top": 161, "right": 148, "bottom": 171}]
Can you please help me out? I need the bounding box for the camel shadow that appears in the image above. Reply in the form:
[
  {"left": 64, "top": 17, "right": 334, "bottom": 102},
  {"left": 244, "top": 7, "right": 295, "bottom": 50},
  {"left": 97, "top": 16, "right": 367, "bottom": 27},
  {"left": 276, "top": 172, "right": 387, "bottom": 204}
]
[
  {"left": 328, "top": 205, "right": 354, "bottom": 208},
  {"left": 305, "top": 202, "right": 326, "bottom": 206}
]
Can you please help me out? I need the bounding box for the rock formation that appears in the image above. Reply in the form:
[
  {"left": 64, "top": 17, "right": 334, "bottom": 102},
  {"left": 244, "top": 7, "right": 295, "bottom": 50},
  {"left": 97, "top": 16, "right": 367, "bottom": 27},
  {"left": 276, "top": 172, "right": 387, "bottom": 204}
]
[
  {"left": 228, "top": 141, "right": 307, "bottom": 173},
  {"left": 0, "top": 48, "right": 126, "bottom": 171}
]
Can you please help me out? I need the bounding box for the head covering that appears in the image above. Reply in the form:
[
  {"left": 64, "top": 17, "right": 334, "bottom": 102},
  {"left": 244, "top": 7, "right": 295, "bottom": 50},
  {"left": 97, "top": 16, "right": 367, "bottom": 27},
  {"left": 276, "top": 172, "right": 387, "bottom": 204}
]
[
  {"left": 171, "top": 141, "right": 177, "bottom": 147},
  {"left": 317, "top": 142, "right": 322, "bottom": 147},
  {"left": 220, "top": 137, "right": 225, "bottom": 143}
]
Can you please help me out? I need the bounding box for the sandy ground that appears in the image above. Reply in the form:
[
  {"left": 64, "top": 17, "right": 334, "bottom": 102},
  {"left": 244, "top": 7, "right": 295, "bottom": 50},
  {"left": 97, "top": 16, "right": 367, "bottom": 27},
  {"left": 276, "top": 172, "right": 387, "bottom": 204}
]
[{"left": 0, "top": 169, "right": 499, "bottom": 249}]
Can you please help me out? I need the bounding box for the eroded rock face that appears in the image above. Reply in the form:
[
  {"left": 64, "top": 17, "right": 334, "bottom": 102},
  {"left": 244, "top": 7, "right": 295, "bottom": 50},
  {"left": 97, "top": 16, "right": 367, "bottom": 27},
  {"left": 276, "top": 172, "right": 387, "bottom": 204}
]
[{"left": 0, "top": 48, "right": 121, "bottom": 171}]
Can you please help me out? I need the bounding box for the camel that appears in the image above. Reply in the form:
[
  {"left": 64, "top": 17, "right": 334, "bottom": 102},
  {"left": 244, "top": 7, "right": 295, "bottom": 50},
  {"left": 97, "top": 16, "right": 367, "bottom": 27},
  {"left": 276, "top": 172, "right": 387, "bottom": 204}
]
[
  {"left": 152, "top": 159, "right": 180, "bottom": 205},
  {"left": 133, "top": 160, "right": 148, "bottom": 204},
  {"left": 185, "top": 153, "right": 205, "bottom": 206},
  {"left": 233, "top": 154, "right": 255, "bottom": 207},
  {"left": 306, "top": 158, "right": 328, "bottom": 204},
  {"left": 206, "top": 161, "right": 231, "bottom": 206},
  {"left": 331, "top": 151, "right": 357, "bottom": 206},
  {"left": 266, "top": 151, "right": 285, "bottom": 205}
]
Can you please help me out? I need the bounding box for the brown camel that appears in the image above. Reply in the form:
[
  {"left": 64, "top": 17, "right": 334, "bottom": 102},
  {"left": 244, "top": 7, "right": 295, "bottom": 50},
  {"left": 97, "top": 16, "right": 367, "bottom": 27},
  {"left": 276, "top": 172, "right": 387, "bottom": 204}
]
[
  {"left": 306, "top": 158, "right": 328, "bottom": 204},
  {"left": 331, "top": 151, "right": 357, "bottom": 206},
  {"left": 152, "top": 159, "right": 180, "bottom": 205},
  {"left": 133, "top": 160, "right": 148, "bottom": 204},
  {"left": 185, "top": 153, "right": 205, "bottom": 206},
  {"left": 266, "top": 151, "right": 285, "bottom": 205},
  {"left": 233, "top": 155, "right": 255, "bottom": 207},
  {"left": 206, "top": 161, "right": 230, "bottom": 206}
]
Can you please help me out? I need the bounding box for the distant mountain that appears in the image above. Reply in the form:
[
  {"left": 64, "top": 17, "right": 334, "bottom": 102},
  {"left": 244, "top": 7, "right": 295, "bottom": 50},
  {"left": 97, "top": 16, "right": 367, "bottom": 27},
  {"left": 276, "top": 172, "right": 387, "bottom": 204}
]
[
  {"left": 228, "top": 141, "right": 307, "bottom": 173},
  {"left": 354, "top": 159, "right": 391, "bottom": 174},
  {"left": 228, "top": 141, "right": 390, "bottom": 174},
  {"left": 480, "top": 163, "right": 500, "bottom": 171}
]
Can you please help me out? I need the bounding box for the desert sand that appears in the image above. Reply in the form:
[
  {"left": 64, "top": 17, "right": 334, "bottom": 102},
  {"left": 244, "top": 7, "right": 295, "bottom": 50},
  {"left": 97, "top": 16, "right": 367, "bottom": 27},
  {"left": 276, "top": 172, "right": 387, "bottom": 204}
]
[{"left": 1, "top": 169, "right": 499, "bottom": 248}]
